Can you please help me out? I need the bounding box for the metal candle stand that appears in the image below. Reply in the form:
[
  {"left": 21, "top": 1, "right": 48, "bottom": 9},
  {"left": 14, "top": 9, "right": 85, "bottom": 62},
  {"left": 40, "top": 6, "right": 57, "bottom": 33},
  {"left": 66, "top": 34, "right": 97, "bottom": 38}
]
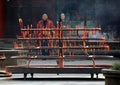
[{"left": 5, "top": 19, "right": 113, "bottom": 79}]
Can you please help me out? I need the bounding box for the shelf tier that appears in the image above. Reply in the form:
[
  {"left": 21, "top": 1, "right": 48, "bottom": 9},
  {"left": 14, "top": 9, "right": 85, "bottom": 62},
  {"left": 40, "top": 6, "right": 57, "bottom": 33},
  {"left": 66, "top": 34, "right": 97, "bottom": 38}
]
[
  {"left": 20, "top": 28, "right": 101, "bottom": 31},
  {"left": 0, "top": 50, "right": 23, "bottom": 53},
  {"left": 6, "top": 65, "right": 112, "bottom": 68},
  {"left": 11, "top": 55, "right": 113, "bottom": 59},
  {"left": 17, "top": 37, "right": 105, "bottom": 40},
  {"left": 14, "top": 46, "right": 109, "bottom": 50},
  {"left": 6, "top": 65, "right": 112, "bottom": 79}
]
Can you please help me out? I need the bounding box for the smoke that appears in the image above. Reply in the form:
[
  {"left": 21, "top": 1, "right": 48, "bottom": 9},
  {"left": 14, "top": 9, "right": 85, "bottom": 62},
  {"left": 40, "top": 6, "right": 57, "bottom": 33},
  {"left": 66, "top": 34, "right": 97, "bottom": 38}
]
[
  {"left": 58, "top": 0, "right": 120, "bottom": 22},
  {"left": 95, "top": 0, "right": 120, "bottom": 25}
]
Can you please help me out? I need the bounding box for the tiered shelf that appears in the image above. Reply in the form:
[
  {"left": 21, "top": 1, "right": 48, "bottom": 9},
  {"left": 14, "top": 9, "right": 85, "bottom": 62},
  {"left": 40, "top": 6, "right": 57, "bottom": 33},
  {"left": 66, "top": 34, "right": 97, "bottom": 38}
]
[{"left": 6, "top": 24, "right": 113, "bottom": 79}]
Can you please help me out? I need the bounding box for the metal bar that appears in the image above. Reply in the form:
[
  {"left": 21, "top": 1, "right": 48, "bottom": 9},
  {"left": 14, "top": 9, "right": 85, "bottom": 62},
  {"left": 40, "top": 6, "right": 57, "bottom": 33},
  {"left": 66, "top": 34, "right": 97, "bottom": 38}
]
[
  {"left": 17, "top": 37, "right": 105, "bottom": 40},
  {"left": 11, "top": 55, "right": 113, "bottom": 59},
  {"left": 20, "top": 28, "right": 101, "bottom": 31},
  {"left": 14, "top": 46, "right": 108, "bottom": 50}
]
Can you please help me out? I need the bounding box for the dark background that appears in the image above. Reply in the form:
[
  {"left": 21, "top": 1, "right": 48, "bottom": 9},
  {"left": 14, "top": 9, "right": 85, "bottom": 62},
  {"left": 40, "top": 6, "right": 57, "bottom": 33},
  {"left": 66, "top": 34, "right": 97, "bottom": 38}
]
[{"left": 3, "top": 0, "right": 120, "bottom": 38}]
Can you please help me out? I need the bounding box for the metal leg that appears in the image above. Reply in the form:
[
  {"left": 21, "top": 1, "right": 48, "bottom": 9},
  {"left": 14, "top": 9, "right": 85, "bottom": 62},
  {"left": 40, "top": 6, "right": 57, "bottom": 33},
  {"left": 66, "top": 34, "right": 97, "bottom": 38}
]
[
  {"left": 24, "top": 73, "right": 27, "bottom": 80},
  {"left": 92, "top": 57, "right": 96, "bottom": 68},
  {"left": 96, "top": 73, "right": 98, "bottom": 79},
  {"left": 30, "top": 73, "right": 34, "bottom": 78},
  {"left": 91, "top": 73, "right": 94, "bottom": 79},
  {"left": 27, "top": 59, "right": 31, "bottom": 68},
  {"left": 57, "top": 72, "right": 59, "bottom": 75}
]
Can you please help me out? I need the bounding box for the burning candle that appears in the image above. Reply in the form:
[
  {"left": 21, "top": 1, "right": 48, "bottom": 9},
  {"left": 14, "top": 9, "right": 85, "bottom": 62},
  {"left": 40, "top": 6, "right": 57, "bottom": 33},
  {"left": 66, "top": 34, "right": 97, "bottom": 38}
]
[{"left": 18, "top": 18, "right": 23, "bottom": 28}]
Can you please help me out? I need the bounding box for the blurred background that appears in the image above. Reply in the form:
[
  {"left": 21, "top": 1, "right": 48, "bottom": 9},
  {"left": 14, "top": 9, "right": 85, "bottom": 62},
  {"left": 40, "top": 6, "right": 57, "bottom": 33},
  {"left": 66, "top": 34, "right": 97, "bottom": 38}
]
[{"left": 0, "top": 0, "right": 120, "bottom": 39}]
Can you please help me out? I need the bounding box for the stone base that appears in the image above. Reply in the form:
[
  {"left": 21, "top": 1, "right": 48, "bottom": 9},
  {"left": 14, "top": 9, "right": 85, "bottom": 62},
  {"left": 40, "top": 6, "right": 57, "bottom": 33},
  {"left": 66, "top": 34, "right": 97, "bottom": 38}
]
[{"left": 102, "top": 69, "right": 120, "bottom": 85}]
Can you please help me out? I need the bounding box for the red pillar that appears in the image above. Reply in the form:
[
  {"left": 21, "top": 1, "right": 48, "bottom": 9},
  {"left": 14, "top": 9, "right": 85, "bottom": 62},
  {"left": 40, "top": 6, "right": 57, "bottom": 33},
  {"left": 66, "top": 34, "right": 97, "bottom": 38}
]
[{"left": 0, "top": 0, "right": 5, "bottom": 38}]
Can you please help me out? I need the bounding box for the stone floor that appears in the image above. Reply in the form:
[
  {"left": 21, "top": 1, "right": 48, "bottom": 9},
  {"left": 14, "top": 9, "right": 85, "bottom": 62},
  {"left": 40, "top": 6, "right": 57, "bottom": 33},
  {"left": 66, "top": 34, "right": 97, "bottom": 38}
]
[
  {"left": 0, "top": 59, "right": 120, "bottom": 85},
  {"left": 0, "top": 74, "right": 105, "bottom": 85}
]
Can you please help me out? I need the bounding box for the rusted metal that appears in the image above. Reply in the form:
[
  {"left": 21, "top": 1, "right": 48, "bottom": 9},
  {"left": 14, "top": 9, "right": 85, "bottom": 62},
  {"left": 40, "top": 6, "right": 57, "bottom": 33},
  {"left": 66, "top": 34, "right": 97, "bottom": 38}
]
[{"left": 6, "top": 65, "right": 112, "bottom": 79}]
